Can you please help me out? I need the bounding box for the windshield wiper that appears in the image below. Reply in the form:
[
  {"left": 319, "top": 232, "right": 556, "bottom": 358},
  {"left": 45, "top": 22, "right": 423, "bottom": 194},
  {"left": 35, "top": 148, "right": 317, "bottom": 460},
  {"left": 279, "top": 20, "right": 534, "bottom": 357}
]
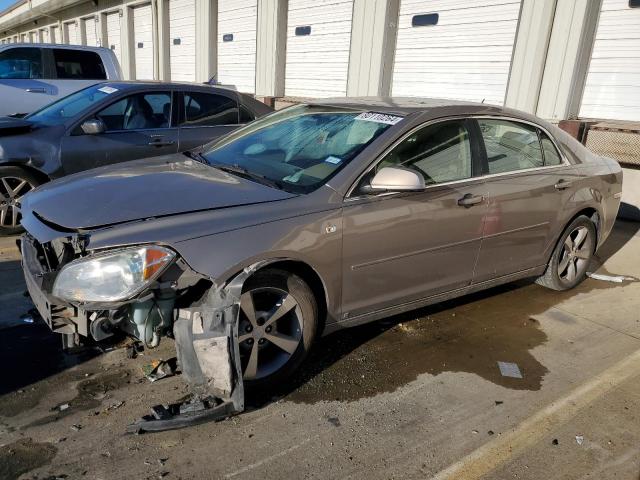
[
  {"left": 183, "top": 150, "right": 209, "bottom": 164},
  {"left": 209, "top": 163, "right": 286, "bottom": 191}
]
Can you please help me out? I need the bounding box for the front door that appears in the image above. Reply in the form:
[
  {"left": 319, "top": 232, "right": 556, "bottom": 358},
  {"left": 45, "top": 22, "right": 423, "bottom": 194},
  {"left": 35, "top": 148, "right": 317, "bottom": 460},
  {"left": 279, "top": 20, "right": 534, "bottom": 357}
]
[
  {"left": 341, "top": 119, "right": 488, "bottom": 319},
  {"left": 472, "top": 118, "right": 579, "bottom": 282},
  {"left": 60, "top": 91, "right": 179, "bottom": 174}
]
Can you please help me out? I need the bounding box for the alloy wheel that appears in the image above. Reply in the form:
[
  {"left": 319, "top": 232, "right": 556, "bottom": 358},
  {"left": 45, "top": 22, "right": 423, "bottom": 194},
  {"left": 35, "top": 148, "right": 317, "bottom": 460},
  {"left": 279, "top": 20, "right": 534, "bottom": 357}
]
[
  {"left": 558, "top": 225, "right": 591, "bottom": 282},
  {"left": 0, "top": 176, "right": 34, "bottom": 228},
  {"left": 238, "top": 286, "right": 304, "bottom": 381}
]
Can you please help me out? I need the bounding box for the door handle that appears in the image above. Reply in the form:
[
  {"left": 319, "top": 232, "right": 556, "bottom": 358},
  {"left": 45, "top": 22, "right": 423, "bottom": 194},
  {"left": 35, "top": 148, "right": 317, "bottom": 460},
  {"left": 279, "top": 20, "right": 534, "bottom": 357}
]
[
  {"left": 148, "top": 139, "right": 176, "bottom": 147},
  {"left": 25, "top": 87, "right": 46, "bottom": 93},
  {"left": 554, "top": 180, "right": 572, "bottom": 190},
  {"left": 457, "top": 193, "right": 484, "bottom": 208}
]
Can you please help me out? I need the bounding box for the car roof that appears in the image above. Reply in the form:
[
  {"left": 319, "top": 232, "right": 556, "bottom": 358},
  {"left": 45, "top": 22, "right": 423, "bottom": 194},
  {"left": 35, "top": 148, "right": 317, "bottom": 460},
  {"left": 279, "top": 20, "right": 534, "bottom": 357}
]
[
  {"left": 96, "top": 80, "right": 243, "bottom": 95},
  {"left": 0, "top": 43, "right": 112, "bottom": 53},
  {"left": 307, "top": 96, "right": 548, "bottom": 126}
]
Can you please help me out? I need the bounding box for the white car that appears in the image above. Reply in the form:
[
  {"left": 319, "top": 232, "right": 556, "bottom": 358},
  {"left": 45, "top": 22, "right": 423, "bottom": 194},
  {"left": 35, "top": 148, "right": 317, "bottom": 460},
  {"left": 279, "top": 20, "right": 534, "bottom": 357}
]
[{"left": 0, "top": 43, "right": 122, "bottom": 117}]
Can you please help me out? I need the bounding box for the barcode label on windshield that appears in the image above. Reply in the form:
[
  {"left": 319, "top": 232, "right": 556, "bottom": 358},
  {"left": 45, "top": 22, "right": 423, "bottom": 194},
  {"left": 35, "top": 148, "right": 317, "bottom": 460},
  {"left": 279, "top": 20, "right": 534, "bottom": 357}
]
[{"left": 354, "top": 112, "right": 403, "bottom": 125}]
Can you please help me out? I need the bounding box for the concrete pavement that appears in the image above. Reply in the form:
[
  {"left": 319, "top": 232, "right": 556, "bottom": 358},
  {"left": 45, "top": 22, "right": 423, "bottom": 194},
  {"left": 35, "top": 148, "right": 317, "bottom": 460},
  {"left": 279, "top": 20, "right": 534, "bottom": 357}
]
[{"left": 0, "top": 220, "right": 639, "bottom": 480}]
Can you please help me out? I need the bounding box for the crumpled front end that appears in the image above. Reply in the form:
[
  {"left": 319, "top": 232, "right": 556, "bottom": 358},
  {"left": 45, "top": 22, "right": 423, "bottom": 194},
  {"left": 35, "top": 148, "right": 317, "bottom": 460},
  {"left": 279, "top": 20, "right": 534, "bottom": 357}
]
[{"left": 20, "top": 231, "right": 248, "bottom": 432}]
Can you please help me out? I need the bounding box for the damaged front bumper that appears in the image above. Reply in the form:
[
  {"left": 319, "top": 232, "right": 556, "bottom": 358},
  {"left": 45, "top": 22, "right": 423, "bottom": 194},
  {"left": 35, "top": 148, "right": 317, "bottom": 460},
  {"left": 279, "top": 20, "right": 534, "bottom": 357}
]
[{"left": 20, "top": 232, "right": 252, "bottom": 432}]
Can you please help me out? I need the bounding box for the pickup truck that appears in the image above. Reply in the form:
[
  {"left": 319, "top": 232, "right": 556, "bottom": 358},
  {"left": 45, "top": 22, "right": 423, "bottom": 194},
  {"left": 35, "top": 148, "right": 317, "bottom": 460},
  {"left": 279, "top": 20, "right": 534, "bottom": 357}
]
[{"left": 0, "top": 43, "right": 122, "bottom": 117}]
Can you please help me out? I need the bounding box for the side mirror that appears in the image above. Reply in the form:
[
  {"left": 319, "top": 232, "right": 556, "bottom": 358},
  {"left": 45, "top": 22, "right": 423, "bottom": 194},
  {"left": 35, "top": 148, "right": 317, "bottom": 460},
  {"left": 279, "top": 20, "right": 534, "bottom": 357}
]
[
  {"left": 80, "top": 118, "right": 106, "bottom": 135},
  {"left": 362, "top": 166, "right": 426, "bottom": 194}
]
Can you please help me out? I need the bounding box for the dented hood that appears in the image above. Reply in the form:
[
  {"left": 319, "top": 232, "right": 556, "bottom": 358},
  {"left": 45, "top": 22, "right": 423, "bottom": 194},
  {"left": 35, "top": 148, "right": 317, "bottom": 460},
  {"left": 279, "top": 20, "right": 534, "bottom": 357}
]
[
  {"left": 21, "top": 155, "right": 297, "bottom": 230},
  {"left": 0, "top": 116, "right": 33, "bottom": 136}
]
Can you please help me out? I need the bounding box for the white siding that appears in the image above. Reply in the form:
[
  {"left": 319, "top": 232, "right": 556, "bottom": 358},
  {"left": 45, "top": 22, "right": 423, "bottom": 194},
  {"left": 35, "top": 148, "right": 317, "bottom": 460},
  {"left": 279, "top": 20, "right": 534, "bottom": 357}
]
[
  {"left": 580, "top": 0, "right": 640, "bottom": 121},
  {"left": 392, "top": 0, "right": 521, "bottom": 105},
  {"left": 168, "top": 0, "right": 196, "bottom": 81},
  {"left": 106, "top": 11, "right": 122, "bottom": 66},
  {"left": 51, "top": 25, "right": 59, "bottom": 44},
  {"left": 217, "top": 0, "right": 257, "bottom": 93},
  {"left": 84, "top": 17, "right": 99, "bottom": 46},
  {"left": 285, "top": 0, "right": 354, "bottom": 97},
  {"left": 133, "top": 4, "right": 154, "bottom": 80},
  {"left": 65, "top": 21, "right": 80, "bottom": 45}
]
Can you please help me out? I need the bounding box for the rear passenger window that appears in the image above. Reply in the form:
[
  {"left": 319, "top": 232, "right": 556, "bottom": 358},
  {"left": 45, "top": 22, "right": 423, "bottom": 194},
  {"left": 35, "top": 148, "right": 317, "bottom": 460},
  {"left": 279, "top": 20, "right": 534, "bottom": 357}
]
[
  {"left": 182, "top": 92, "right": 238, "bottom": 126},
  {"left": 539, "top": 132, "right": 563, "bottom": 166},
  {"left": 376, "top": 120, "right": 472, "bottom": 185},
  {"left": 53, "top": 49, "right": 106, "bottom": 80},
  {"left": 0, "top": 47, "right": 42, "bottom": 79},
  {"left": 478, "top": 119, "right": 543, "bottom": 174}
]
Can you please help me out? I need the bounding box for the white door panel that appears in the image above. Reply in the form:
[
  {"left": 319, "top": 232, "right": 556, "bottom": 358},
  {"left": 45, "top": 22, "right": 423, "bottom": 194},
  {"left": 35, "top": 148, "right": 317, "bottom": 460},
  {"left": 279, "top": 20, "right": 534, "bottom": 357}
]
[
  {"left": 392, "top": 0, "right": 520, "bottom": 105},
  {"left": 169, "top": 0, "right": 196, "bottom": 81},
  {"left": 106, "top": 11, "right": 122, "bottom": 66},
  {"left": 133, "top": 4, "right": 154, "bottom": 80},
  {"left": 580, "top": 0, "right": 640, "bottom": 121},
  {"left": 285, "top": 0, "right": 354, "bottom": 97},
  {"left": 84, "top": 17, "right": 99, "bottom": 46},
  {"left": 217, "top": 0, "right": 257, "bottom": 93},
  {"left": 65, "top": 21, "right": 80, "bottom": 45}
]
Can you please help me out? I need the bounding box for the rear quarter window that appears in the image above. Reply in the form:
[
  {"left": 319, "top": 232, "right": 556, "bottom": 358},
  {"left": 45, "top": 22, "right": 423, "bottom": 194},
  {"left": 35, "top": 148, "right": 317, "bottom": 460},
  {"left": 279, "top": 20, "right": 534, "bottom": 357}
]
[{"left": 53, "top": 49, "right": 107, "bottom": 80}]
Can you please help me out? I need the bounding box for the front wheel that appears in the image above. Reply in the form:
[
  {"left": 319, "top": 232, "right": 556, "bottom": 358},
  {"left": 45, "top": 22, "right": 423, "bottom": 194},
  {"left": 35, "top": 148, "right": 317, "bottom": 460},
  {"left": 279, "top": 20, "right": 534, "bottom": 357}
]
[
  {"left": 238, "top": 269, "right": 318, "bottom": 388},
  {"left": 536, "top": 215, "right": 596, "bottom": 291},
  {"left": 0, "top": 166, "right": 41, "bottom": 236}
]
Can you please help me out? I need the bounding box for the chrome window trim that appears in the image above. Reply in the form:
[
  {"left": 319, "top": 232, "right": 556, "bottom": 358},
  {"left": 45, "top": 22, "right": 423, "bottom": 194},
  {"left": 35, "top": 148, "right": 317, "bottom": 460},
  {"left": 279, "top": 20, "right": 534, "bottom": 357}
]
[{"left": 345, "top": 114, "right": 571, "bottom": 200}]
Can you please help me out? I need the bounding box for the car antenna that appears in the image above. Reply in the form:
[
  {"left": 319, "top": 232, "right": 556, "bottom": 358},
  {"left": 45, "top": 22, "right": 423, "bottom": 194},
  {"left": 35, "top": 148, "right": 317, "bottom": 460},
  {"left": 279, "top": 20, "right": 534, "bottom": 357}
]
[
  {"left": 481, "top": 98, "right": 485, "bottom": 103},
  {"left": 204, "top": 75, "right": 218, "bottom": 86}
]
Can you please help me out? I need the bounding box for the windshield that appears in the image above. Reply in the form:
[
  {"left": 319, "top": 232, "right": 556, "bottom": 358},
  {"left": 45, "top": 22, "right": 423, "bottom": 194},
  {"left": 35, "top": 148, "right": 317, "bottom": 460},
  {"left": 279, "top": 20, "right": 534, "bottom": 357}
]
[
  {"left": 201, "top": 105, "right": 400, "bottom": 193},
  {"left": 27, "top": 84, "right": 118, "bottom": 126}
]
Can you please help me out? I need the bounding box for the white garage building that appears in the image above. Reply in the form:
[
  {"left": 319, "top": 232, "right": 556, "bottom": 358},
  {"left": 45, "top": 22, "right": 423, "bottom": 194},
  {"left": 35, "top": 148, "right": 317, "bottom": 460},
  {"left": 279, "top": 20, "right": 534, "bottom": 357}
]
[{"left": 0, "top": 0, "right": 638, "bottom": 183}]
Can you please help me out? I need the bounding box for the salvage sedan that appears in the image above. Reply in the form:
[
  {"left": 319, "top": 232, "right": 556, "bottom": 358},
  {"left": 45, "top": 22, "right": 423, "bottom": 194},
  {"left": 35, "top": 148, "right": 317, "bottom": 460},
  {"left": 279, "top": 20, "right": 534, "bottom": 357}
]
[
  {"left": 19, "top": 98, "right": 622, "bottom": 427},
  {"left": 0, "top": 81, "right": 271, "bottom": 234}
]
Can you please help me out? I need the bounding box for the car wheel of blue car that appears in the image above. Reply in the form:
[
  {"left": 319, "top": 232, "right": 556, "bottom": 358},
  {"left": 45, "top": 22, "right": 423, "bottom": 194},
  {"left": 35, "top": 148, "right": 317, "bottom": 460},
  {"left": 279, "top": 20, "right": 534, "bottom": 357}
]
[{"left": 0, "top": 166, "right": 41, "bottom": 236}]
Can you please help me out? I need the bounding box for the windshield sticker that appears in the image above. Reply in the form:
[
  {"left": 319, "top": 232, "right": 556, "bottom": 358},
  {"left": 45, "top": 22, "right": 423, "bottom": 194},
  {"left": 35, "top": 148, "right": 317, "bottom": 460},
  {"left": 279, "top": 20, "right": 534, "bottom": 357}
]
[
  {"left": 324, "top": 156, "right": 342, "bottom": 165},
  {"left": 355, "top": 112, "right": 403, "bottom": 125},
  {"left": 98, "top": 86, "right": 118, "bottom": 94}
]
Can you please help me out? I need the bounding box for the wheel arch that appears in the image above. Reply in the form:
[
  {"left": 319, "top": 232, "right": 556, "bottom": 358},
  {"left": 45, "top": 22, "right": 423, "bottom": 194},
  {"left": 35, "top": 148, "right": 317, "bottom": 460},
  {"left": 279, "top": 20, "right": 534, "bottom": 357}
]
[
  {"left": 0, "top": 162, "right": 50, "bottom": 185},
  {"left": 223, "top": 258, "right": 330, "bottom": 336},
  {"left": 545, "top": 206, "right": 601, "bottom": 267}
]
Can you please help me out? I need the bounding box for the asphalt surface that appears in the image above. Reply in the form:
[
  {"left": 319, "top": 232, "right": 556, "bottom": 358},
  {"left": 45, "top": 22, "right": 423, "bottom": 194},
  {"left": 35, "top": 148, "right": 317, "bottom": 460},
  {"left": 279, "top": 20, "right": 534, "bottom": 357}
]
[{"left": 1, "top": 221, "right": 639, "bottom": 480}]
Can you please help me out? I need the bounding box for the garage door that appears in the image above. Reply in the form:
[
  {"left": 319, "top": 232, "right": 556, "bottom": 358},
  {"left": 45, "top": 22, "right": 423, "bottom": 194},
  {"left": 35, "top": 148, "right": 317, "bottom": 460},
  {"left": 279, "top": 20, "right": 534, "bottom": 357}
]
[
  {"left": 133, "top": 4, "right": 154, "bottom": 80},
  {"left": 168, "top": 0, "right": 196, "bottom": 81},
  {"left": 217, "top": 0, "right": 257, "bottom": 93},
  {"left": 39, "top": 28, "right": 49, "bottom": 43},
  {"left": 285, "top": 0, "right": 354, "bottom": 97},
  {"left": 580, "top": 0, "right": 640, "bottom": 121},
  {"left": 84, "top": 17, "right": 99, "bottom": 46},
  {"left": 65, "top": 21, "right": 80, "bottom": 45},
  {"left": 392, "top": 0, "right": 521, "bottom": 105},
  {"left": 29, "top": 31, "right": 37, "bottom": 43},
  {"left": 106, "top": 11, "right": 122, "bottom": 66},
  {"left": 51, "top": 25, "right": 59, "bottom": 44}
]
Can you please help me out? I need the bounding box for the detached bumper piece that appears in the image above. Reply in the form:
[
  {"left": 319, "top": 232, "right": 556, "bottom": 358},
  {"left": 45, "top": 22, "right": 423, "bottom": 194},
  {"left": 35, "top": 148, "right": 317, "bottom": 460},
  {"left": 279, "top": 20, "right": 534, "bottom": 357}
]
[{"left": 127, "top": 270, "right": 251, "bottom": 434}]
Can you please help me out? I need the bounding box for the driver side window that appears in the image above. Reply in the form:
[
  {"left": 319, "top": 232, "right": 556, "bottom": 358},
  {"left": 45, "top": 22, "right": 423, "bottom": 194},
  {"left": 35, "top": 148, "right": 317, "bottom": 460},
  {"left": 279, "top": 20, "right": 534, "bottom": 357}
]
[
  {"left": 95, "top": 92, "right": 172, "bottom": 131},
  {"left": 376, "top": 120, "right": 472, "bottom": 185}
]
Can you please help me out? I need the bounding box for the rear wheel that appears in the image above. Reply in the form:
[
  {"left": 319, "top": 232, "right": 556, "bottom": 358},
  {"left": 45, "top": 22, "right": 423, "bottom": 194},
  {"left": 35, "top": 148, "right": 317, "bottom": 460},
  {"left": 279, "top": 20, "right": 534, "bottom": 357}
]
[
  {"left": 536, "top": 215, "right": 596, "bottom": 291},
  {"left": 239, "top": 269, "right": 318, "bottom": 388},
  {"left": 0, "top": 166, "right": 41, "bottom": 236}
]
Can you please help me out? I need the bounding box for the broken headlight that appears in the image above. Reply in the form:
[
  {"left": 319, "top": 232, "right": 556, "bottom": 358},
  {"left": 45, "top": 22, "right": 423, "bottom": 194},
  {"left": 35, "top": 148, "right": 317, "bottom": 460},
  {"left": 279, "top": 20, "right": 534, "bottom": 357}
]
[{"left": 53, "top": 246, "right": 175, "bottom": 303}]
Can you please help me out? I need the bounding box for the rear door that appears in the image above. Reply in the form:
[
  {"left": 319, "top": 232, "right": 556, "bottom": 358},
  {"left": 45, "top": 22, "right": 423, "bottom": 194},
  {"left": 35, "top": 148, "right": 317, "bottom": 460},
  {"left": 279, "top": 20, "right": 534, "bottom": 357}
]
[
  {"left": 177, "top": 89, "right": 240, "bottom": 151},
  {"left": 472, "top": 118, "right": 578, "bottom": 283},
  {"left": 60, "top": 90, "right": 179, "bottom": 174},
  {"left": 0, "top": 47, "right": 55, "bottom": 116}
]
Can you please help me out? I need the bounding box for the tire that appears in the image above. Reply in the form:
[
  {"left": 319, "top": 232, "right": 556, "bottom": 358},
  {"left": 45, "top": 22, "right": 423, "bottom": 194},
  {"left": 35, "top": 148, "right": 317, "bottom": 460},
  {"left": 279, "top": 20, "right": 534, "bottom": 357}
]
[
  {"left": 0, "top": 166, "right": 42, "bottom": 236},
  {"left": 536, "top": 215, "right": 596, "bottom": 291},
  {"left": 238, "top": 268, "right": 318, "bottom": 389}
]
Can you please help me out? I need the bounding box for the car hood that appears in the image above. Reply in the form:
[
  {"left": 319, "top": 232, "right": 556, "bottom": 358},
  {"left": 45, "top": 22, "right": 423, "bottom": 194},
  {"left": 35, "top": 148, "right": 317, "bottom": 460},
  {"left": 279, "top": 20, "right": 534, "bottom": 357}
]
[
  {"left": 21, "top": 155, "right": 297, "bottom": 230},
  {"left": 0, "top": 116, "right": 33, "bottom": 136}
]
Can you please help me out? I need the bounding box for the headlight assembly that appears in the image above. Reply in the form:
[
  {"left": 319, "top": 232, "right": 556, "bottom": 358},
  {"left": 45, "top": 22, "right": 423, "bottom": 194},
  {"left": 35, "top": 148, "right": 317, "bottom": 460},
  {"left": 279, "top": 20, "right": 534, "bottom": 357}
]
[{"left": 52, "top": 245, "right": 175, "bottom": 303}]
